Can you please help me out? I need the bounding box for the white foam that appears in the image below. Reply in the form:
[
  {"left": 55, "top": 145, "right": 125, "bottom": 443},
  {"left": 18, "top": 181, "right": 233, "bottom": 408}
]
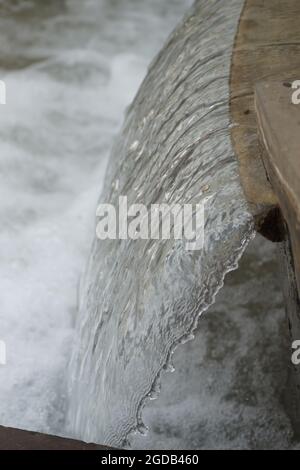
[{"left": 0, "top": 0, "right": 193, "bottom": 435}]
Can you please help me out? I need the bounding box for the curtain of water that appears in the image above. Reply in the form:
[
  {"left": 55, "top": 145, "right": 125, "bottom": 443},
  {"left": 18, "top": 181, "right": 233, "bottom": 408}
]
[
  {"left": 0, "top": 0, "right": 192, "bottom": 435},
  {"left": 68, "top": 0, "right": 254, "bottom": 447}
]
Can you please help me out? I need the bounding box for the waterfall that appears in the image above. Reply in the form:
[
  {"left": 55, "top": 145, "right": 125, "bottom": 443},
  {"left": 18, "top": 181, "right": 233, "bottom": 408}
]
[{"left": 68, "top": 0, "right": 254, "bottom": 447}]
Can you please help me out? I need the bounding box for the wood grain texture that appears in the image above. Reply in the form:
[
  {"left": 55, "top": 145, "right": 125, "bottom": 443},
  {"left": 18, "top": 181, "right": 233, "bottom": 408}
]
[
  {"left": 255, "top": 77, "right": 300, "bottom": 435},
  {"left": 255, "top": 79, "right": 300, "bottom": 295},
  {"left": 230, "top": 0, "right": 300, "bottom": 214},
  {"left": 231, "top": 3, "right": 300, "bottom": 432}
]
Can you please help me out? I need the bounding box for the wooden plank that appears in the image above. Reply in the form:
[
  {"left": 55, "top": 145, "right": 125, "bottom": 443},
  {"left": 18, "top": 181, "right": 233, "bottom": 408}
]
[
  {"left": 255, "top": 78, "right": 300, "bottom": 435},
  {"left": 230, "top": 0, "right": 300, "bottom": 433},
  {"left": 255, "top": 80, "right": 300, "bottom": 210},
  {"left": 230, "top": 0, "right": 300, "bottom": 216},
  {"left": 0, "top": 425, "right": 109, "bottom": 450},
  {"left": 255, "top": 79, "right": 300, "bottom": 294}
]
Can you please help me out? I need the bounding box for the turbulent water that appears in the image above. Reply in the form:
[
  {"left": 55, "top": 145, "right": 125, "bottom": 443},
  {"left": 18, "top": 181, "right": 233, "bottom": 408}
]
[
  {"left": 0, "top": 0, "right": 193, "bottom": 436},
  {"left": 68, "top": 0, "right": 255, "bottom": 447}
]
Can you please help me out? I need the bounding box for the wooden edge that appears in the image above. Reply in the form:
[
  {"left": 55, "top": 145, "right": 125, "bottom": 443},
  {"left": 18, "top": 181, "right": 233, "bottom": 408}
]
[
  {"left": 255, "top": 78, "right": 300, "bottom": 295},
  {"left": 255, "top": 76, "right": 300, "bottom": 435},
  {"left": 0, "top": 425, "right": 110, "bottom": 450},
  {"left": 230, "top": 0, "right": 300, "bottom": 236}
]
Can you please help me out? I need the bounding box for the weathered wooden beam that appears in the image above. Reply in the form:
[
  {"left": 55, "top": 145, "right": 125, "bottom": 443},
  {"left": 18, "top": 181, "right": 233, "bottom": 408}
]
[
  {"left": 255, "top": 78, "right": 300, "bottom": 435},
  {"left": 230, "top": 0, "right": 300, "bottom": 225},
  {"left": 0, "top": 425, "right": 109, "bottom": 450},
  {"left": 255, "top": 79, "right": 300, "bottom": 294},
  {"left": 230, "top": 0, "right": 300, "bottom": 434}
]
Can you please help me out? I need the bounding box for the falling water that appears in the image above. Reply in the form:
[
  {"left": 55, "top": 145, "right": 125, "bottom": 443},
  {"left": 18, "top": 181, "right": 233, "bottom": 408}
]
[
  {"left": 68, "top": 0, "right": 255, "bottom": 447},
  {"left": 0, "top": 0, "right": 192, "bottom": 435}
]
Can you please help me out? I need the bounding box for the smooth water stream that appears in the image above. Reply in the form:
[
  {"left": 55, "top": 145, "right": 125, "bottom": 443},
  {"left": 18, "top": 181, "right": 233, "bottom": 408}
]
[{"left": 67, "top": 0, "right": 255, "bottom": 447}]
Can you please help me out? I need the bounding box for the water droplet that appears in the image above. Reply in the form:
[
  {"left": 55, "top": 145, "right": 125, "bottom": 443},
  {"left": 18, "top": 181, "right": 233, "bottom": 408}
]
[{"left": 130, "top": 140, "right": 139, "bottom": 151}]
